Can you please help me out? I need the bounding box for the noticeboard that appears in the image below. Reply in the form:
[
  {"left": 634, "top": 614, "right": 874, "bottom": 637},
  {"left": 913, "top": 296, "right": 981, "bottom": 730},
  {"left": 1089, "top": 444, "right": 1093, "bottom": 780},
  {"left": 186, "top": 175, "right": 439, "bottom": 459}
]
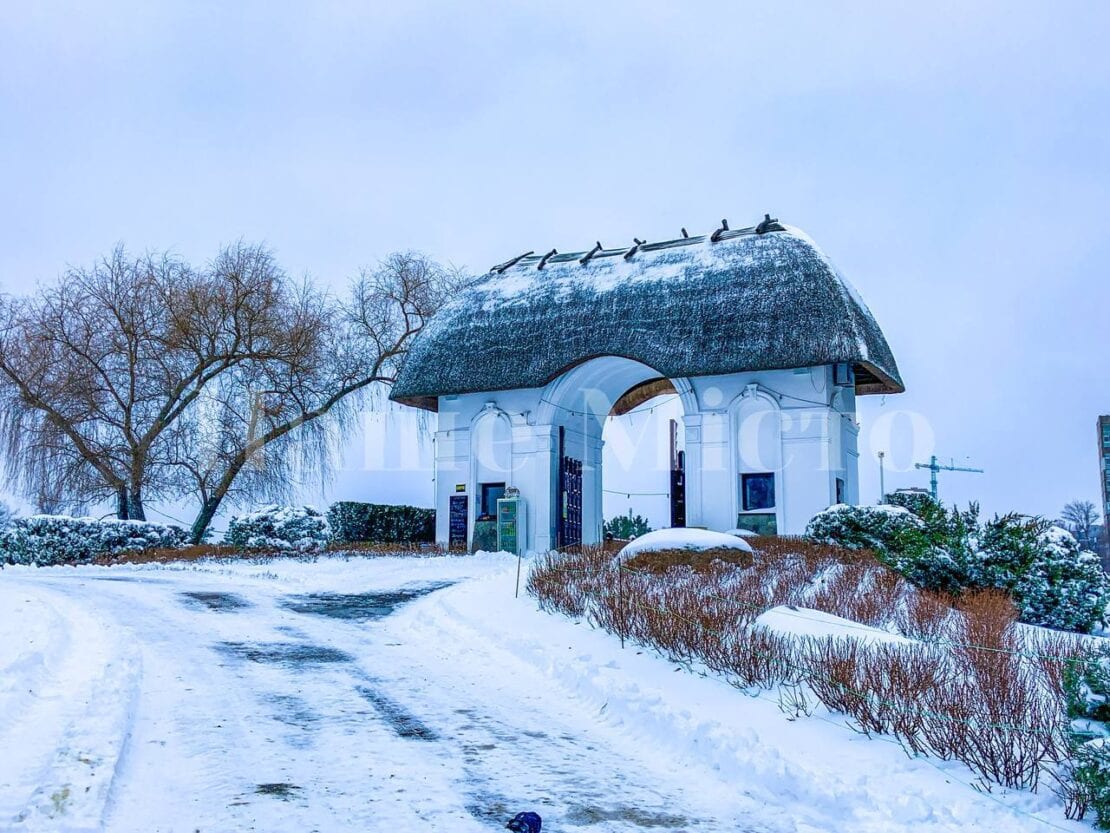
[{"left": 448, "top": 494, "right": 468, "bottom": 550}]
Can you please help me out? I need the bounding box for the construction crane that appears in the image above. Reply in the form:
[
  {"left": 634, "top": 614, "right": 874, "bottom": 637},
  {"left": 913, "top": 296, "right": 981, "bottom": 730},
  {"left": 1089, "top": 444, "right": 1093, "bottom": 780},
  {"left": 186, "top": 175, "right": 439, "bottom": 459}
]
[{"left": 914, "top": 455, "right": 984, "bottom": 500}]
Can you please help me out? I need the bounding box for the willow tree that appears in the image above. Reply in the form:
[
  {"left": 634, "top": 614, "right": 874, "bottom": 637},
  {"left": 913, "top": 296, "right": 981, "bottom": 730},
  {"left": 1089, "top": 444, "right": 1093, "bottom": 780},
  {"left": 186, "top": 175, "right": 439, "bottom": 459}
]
[
  {"left": 0, "top": 245, "right": 460, "bottom": 539},
  {"left": 171, "top": 252, "right": 462, "bottom": 542}
]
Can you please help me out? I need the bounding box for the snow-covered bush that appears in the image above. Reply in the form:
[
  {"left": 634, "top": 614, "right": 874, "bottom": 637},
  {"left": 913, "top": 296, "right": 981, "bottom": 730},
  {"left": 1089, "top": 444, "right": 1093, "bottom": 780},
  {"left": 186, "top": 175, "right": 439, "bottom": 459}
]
[
  {"left": 1065, "top": 646, "right": 1110, "bottom": 827},
  {"left": 326, "top": 501, "right": 434, "bottom": 544},
  {"left": 805, "top": 503, "right": 965, "bottom": 591},
  {"left": 808, "top": 501, "right": 1110, "bottom": 632},
  {"left": 1014, "top": 526, "right": 1109, "bottom": 632},
  {"left": 224, "top": 505, "right": 329, "bottom": 553},
  {"left": 0, "top": 515, "right": 188, "bottom": 566},
  {"left": 807, "top": 503, "right": 927, "bottom": 551}
]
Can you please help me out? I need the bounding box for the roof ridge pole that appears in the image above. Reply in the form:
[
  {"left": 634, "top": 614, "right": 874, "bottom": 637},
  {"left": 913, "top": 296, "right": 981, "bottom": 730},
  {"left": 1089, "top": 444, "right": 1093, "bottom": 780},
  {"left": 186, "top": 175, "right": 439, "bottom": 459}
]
[
  {"left": 537, "top": 248, "right": 558, "bottom": 270},
  {"left": 490, "top": 250, "right": 534, "bottom": 274},
  {"left": 755, "top": 213, "right": 780, "bottom": 234},
  {"left": 710, "top": 219, "right": 729, "bottom": 242},
  {"left": 623, "top": 238, "right": 645, "bottom": 260},
  {"left": 579, "top": 241, "right": 603, "bottom": 265}
]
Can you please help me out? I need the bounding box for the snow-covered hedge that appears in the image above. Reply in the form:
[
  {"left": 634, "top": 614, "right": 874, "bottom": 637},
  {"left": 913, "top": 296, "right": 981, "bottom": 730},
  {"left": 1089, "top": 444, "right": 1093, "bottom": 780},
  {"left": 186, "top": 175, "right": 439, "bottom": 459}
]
[
  {"left": 1066, "top": 646, "right": 1110, "bottom": 827},
  {"left": 224, "top": 505, "right": 329, "bottom": 553},
  {"left": 326, "top": 501, "right": 434, "bottom": 544},
  {"left": 0, "top": 515, "right": 188, "bottom": 566},
  {"left": 807, "top": 498, "right": 1110, "bottom": 632}
]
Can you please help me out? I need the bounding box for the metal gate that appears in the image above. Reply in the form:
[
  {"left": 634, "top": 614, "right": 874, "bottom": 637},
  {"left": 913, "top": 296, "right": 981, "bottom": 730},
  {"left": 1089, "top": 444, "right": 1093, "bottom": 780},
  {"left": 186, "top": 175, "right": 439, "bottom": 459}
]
[{"left": 558, "top": 454, "right": 583, "bottom": 549}]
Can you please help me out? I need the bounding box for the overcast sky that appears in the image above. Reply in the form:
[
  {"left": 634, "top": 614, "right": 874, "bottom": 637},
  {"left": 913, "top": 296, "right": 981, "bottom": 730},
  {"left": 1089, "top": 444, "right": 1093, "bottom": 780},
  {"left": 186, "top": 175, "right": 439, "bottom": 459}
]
[{"left": 1, "top": 1, "right": 1108, "bottom": 526}]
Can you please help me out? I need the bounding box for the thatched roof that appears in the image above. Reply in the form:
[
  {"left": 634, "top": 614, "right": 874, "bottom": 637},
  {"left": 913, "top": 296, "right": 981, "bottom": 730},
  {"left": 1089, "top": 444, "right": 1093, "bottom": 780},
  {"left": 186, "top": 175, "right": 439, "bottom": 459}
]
[{"left": 391, "top": 219, "right": 904, "bottom": 411}]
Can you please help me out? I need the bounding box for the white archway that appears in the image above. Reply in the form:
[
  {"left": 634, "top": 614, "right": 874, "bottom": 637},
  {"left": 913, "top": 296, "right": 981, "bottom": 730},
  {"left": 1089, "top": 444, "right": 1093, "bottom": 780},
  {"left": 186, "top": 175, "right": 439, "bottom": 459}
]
[{"left": 535, "top": 356, "right": 696, "bottom": 547}]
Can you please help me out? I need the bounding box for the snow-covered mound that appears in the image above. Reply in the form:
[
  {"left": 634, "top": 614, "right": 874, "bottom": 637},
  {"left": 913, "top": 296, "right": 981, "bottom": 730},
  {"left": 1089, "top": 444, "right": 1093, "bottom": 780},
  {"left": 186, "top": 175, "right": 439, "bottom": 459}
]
[
  {"left": 756, "top": 605, "right": 913, "bottom": 646},
  {"left": 620, "top": 527, "right": 753, "bottom": 558},
  {"left": 724, "top": 527, "right": 759, "bottom": 539}
]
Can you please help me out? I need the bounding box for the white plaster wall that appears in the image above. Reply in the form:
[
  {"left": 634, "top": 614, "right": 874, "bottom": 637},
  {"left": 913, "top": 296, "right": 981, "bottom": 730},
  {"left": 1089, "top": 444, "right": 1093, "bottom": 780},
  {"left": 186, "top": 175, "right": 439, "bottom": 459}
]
[
  {"left": 684, "top": 366, "right": 859, "bottom": 535},
  {"left": 435, "top": 388, "right": 546, "bottom": 550},
  {"left": 433, "top": 362, "right": 863, "bottom": 550}
]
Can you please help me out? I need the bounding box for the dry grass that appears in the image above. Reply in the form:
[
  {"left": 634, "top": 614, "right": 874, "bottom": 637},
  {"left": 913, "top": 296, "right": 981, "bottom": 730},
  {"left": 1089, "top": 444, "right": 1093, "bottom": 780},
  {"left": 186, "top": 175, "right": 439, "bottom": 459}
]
[
  {"left": 895, "top": 589, "right": 955, "bottom": 640},
  {"left": 528, "top": 536, "right": 1095, "bottom": 794},
  {"left": 96, "top": 540, "right": 445, "bottom": 565},
  {"left": 96, "top": 544, "right": 243, "bottom": 565}
]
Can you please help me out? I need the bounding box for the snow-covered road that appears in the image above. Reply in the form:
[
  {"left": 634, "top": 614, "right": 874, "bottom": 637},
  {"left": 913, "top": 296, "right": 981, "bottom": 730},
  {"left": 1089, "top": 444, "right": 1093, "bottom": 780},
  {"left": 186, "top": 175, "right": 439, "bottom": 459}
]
[
  {"left": 0, "top": 554, "right": 1089, "bottom": 833},
  {"left": 0, "top": 556, "right": 775, "bottom": 833}
]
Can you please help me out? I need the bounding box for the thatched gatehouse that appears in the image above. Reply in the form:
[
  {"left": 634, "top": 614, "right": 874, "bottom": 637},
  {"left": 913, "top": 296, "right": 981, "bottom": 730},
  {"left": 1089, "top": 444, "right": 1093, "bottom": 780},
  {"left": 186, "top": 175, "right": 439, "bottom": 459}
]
[{"left": 391, "top": 216, "right": 904, "bottom": 553}]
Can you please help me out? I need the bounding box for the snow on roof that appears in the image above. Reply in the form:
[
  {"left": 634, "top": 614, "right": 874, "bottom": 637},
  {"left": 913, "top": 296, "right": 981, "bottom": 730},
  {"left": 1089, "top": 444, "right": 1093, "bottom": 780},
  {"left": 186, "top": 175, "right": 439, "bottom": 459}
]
[
  {"left": 619, "top": 527, "right": 754, "bottom": 557},
  {"left": 391, "top": 220, "right": 904, "bottom": 410}
]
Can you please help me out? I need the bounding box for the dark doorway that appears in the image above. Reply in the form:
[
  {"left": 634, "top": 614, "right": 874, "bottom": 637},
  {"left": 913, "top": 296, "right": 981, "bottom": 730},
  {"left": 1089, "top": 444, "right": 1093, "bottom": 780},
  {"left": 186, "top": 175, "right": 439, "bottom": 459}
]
[{"left": 670, "top": 431, "right": 686, "bottom": 528}]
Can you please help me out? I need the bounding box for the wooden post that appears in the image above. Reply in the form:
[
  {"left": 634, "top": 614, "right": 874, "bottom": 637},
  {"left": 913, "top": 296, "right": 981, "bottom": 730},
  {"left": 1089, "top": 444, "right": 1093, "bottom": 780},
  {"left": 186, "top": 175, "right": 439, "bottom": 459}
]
[{"left": 618, "top": 554, "right": 625, "bottom": 650}]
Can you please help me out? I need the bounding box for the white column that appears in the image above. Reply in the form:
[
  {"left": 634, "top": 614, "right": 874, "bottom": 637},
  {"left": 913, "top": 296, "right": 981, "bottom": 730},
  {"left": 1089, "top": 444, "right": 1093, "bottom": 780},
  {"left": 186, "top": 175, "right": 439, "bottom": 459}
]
[
  {"left": 780, "top": 406, "right": 834, "bottom": 534},
  {"left": 682, "top": 413, "right": 704, "bottom": 528},
  {"left": 434, "top": 426, "right": 470, "bottom": 547},
  {"left": 584, "top": 432, "right": 605, "bottom": 545},
  {"left": 514, "top": 423, "right": 558, "bottom": 553}
]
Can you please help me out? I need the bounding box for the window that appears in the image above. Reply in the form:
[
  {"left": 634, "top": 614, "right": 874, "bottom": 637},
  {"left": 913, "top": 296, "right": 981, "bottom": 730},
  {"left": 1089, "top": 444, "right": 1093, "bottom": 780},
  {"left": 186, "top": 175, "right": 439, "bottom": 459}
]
[
  {"left": 741, "top": 473, "right": 775, "bottom": 511},
  {"left": 836, "top": 477, "right": 846, "bottom": 504},
  {"left": 478, "top": 482, "right": 505, "bottom": 520}
]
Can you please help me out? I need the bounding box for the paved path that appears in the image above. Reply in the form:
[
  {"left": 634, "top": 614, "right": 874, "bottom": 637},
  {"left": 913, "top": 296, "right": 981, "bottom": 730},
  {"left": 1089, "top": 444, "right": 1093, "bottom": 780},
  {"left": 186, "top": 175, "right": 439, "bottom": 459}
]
[{"left": 2, "top": 560, "right": 774, "bottom": 832}]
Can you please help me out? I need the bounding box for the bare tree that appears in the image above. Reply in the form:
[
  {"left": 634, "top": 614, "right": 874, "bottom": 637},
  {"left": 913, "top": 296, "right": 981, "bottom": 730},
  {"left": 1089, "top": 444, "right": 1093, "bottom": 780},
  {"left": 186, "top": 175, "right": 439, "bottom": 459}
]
[
  {"left": 0, "top": 243, "right": 314, "bottom": 522},
  {"left": 174, "top": 252, "right": 462, "bottom": 542},
  {"left": 1060, "top": 499, "right": 1100, "bottom": 550},
  {"left": 0, "top": 245, "right": 460, "bottom": 538}
]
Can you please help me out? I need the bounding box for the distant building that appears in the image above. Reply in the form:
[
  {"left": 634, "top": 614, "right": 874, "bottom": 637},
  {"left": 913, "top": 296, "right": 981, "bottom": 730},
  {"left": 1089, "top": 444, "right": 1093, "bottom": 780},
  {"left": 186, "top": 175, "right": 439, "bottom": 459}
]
[{"left": 1100, "top": 416, "right": 1110, "bottom": 557}]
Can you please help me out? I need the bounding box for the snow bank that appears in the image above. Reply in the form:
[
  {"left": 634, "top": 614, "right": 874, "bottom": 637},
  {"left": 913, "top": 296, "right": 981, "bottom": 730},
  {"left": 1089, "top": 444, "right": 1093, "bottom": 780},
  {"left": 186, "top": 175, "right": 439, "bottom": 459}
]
[
  {"left": 619, "top": 527, "right": 753, "bottom": 557},
  {"left": 0, "top": 582, "right": 141, "bottom": 830},
  {"left": 756, "top": 605, "right": 913, "bottom": 646},
  {"left": 403, "top": 567, "right": 1085, "bottom": 833}
]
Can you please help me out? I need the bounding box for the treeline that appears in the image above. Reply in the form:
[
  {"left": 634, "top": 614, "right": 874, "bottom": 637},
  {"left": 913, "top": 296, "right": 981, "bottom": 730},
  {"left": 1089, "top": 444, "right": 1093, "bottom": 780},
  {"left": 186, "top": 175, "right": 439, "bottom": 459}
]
[{"left": 0, "top": 244, "right": 465, "bottom": 542}]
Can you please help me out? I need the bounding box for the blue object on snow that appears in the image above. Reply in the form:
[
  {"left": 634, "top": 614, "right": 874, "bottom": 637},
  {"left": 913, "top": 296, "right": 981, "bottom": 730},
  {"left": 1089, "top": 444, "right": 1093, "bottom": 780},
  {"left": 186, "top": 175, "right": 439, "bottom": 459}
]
[{"left": 506, "top": 811, "right": 542, "bottom": 832}]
